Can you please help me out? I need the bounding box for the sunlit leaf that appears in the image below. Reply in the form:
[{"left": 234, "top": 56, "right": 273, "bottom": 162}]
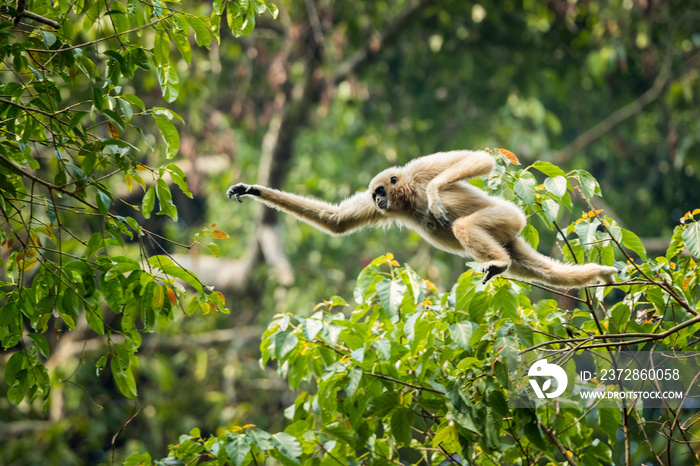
[
  {"left": 621, "top": 228, "right": 647, "bottom": 261},
  {"left": 499, "top": 148, "right": 520, "bottom": 165},
  {"left": 682, "top": 222, "right": 700, "bottom": 259}
]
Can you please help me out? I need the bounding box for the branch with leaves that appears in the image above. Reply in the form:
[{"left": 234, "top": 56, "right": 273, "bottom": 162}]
[{"left": 0, "top": 0, "right": 277, "bottom": 406}]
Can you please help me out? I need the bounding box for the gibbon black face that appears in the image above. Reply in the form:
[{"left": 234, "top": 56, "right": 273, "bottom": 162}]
[
  {"left": 372, "top": 185, "right": 388, "bottom": 210},
  {"left": 369, "top": 170, "right": 401, "bottom": 211}
]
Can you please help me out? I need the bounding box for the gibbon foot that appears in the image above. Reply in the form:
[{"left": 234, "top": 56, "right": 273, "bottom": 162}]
[
  {"left": 227, "top": 183, "right": 261, "bottom": 203},
  {"left": 482, "top": 262, "right": 509, "bottom": 284},
  {"left": 600, "top": 266, "right": 622, "bottom": 284}
]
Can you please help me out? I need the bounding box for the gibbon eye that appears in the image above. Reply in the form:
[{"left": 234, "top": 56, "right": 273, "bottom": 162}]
[
  {"left": 375, "top": 186, "right": 386, "bottom": 196},
  {"left": 390, "top": 176, "right": 399, "bottom": 184}
]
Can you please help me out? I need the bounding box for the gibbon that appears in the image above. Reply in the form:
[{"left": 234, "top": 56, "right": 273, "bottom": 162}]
[{"left": 227, "top": 150, "right": 619, "bottom": 288}]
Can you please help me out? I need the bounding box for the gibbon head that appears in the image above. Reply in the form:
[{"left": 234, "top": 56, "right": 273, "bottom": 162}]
[{"left": 368, "top": 170, "right": 403, "bottom": 212}]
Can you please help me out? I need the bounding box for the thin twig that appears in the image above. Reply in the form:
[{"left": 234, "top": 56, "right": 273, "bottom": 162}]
[
  {"left": 110, "top": 407, "right": 144, "bottom": 465},
  {"left": 540, "top": 423, "right": 578, "bottom": 466},
  {"left": 27, "top": 13, "right": 176, "bottom": 54}
]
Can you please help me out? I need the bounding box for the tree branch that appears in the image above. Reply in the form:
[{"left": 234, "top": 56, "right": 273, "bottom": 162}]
[
  {"left": 521, "top": 314, "right": 700, "bottom": 354},
  {"left": 16, "top": 10, "right": 60, "bottom": 29},
  {"left": 12, "top": 0, "right": 60, "bottom": 29},
  {"left": 540, "top": 423, "right": 578, "bottom": 466}
]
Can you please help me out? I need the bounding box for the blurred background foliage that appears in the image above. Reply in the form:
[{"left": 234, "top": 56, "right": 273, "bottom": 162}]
[{"left": 1, "top": 0, "right": 699, "bottom": 464}]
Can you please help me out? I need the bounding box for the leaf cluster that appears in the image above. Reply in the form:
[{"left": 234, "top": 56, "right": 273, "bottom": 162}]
[
  {"left": 0, "top": 0, "right": 275, "bottom": 406},
  {"left": 133, "top": 157, "right": 700, "bottom": 465}
]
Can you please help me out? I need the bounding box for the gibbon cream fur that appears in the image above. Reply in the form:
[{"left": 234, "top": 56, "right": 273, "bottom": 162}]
[{"left": 227, "top": 150, "right": 619, "bottom": 288}]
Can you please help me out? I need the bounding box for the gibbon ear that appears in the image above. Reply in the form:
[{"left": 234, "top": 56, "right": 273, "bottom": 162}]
[{"left": 390, "top": 176, "right": 399, "bottom": 184}]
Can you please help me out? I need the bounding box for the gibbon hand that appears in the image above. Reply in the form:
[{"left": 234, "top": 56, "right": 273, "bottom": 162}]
[{"left": 227, "top": 150, "right": 619, "bottom": 288}]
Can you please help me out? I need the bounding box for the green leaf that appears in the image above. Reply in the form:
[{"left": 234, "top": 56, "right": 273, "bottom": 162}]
[
  {"left": 60, "top": 288, "right": 80, "bottom": 329},
  {"left": 376, "top": 278, "right": 406, "bottom": 317},
  {"left": 271, "top": 432, "right": 302, "bottom": 462},
  {"left": 156, "top": 64, "right": 180, "bottom": 103},
  {"left": 514, "top": 173, "right": 536, "bottom": 205},
  {"left": 621, "top": 228, "right": 647, "bottom": 261},
  {"left": 682, "top": 222, "right": 700, "bottom": 259},
  {"left": 486, "top": 389, "right": 509, "bottom": 418},
  {"left": 186, "top": 16, "right": 213, "bottom": 48},
  {"left": 162, "top": 265, "right": 203, "bottom": 293},
  {"left": 666, "top": 225, "right": 684, "bottom": 261},
  {"left": 5, "top": 351, "right": 28, "bottom": 386},
  {"left": 598, "top": 406, "right": 620, "bottom": 442},
  {"left": 523, "top": 419, "right": 547, "bottom": 450},
  {"left": 167, "top": 163, "right": 192, "bottom": 198},
  {"left": 225, "top": 434, "right": 251, "bottom": 466},
  {"left": 86, "top": 306, "right": 105, "bottom": 335},
  {"left": 213, "top": 0, "right": 227, "bottom": 15},
  {"left": 274, "top": 331, "right": 299, "bottom": 360},
  {"left": 390, "top": 408, "right": 414, "bottom": 446},
  {"left": 142, "top": 185, "right": 155, "bottom": 219},
  {"left": 246, "top": 428, "right": 273, "bottom": 450},
  {"left": 514, "top": 323, "right": 533, "bottom": 348},
  {"left": 345, "top": 366, "right": 362, "bottom": 397},
  {"left": 468, "top": 291, "right": 490, "bottom": 324},
  {"left": 610, "top": 303, "right": 630, "bottom": 332},
  {"left": 171, "top": 28, "right": 192, "bottom": 64},
  {"left": 126, "top": 0, "right": 144, "bottom": 29},
  {"left": 104, "top": 258, "right": 141, "bottom": 280},
  {"left": 39, "top": 30, "right": 57, "bottom": 47},
  {"left": 302, "top": 314, "right": 323, "bottom": 341},
  {"left": 111, "top": 354, "right": 137, "bottom": 398},
  {"left": 153, "top": 29, "right": 170, "bottom": 65},
  {"left": 155, "top": 179, "right": 178, "bottom": 221},
  {"left": 124, "top": 452, "right": 152, "bottom": 466},
  {"left": 92, "top": 87, "right": 104, "bottom": 111},
  {"left": 521, "top": 224, "right": 539, "bottom": 249},
  {"left": 368, "top": 391, "right": 399, "bottom": 417},
  {"left": 101, "top": 276, "right": 125, "bottom": 311},
  {"left": 576, "top": 170, "right": 600, "bottom": 199},
  {"left": 575, "top": 218, "right": 600, "bottom": 251},
  {"left": 68, "top": 111, "right": 88, "bottom": 130},
  {"left": 155, "top": 117, "right": 180, "bottom": 158},
  {"left": 96, "top": 189, "right": 111, "bottom": 215},
  {"left": 543, "top": 175, "right": 567, "bottom": 198},
  {"left": 533, "top": 161, "right": 567, "bottom": 178},
  {"left": 252, "top": 0, "right": 267, "bottom": 15},
  {"left": 449, "top": 322, "right": 472, "bottom": 351},
  {"left": 109, "top": 1, "right": 130, "bottom": 35},
  {"left": 8, "top": 385, "right": 26, "bottom": 405},
  {"left": 28, "top": 334, "right": 50, "bottom": 358},
  {"left": 123, "top": 93, "right": 146, "bottom": 111},
  {"left": 541, "top": 199, "right": 560, "bottom": 223}
]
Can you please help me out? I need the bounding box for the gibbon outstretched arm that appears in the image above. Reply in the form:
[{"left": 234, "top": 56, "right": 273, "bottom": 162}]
[{"left": 227, "top": 184, "right": 383, "bottom": 235}]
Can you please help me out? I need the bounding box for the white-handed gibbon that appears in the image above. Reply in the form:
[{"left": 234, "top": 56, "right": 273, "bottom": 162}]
[{"left": 227, "top": 150, "right": 619, "bottom": 288}]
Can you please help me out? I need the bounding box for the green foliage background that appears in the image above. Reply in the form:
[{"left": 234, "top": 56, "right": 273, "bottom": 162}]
[{"left": 1, "top": 0, "right": 699, "bottom": 464}]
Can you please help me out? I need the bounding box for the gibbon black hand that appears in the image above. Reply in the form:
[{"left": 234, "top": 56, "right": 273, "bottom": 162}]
[{"left": 227, "top": 183, "right": 261, "bottom": 203}]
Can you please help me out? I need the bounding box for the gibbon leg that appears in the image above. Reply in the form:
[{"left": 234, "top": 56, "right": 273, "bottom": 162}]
[{"left": 452, "top": 205, "right": 525, "bottom": 283}]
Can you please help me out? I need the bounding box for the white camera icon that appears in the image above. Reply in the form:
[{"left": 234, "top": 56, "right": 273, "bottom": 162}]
[{"left": 528, "top": 359, "right": 568, "bottom": 399}]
